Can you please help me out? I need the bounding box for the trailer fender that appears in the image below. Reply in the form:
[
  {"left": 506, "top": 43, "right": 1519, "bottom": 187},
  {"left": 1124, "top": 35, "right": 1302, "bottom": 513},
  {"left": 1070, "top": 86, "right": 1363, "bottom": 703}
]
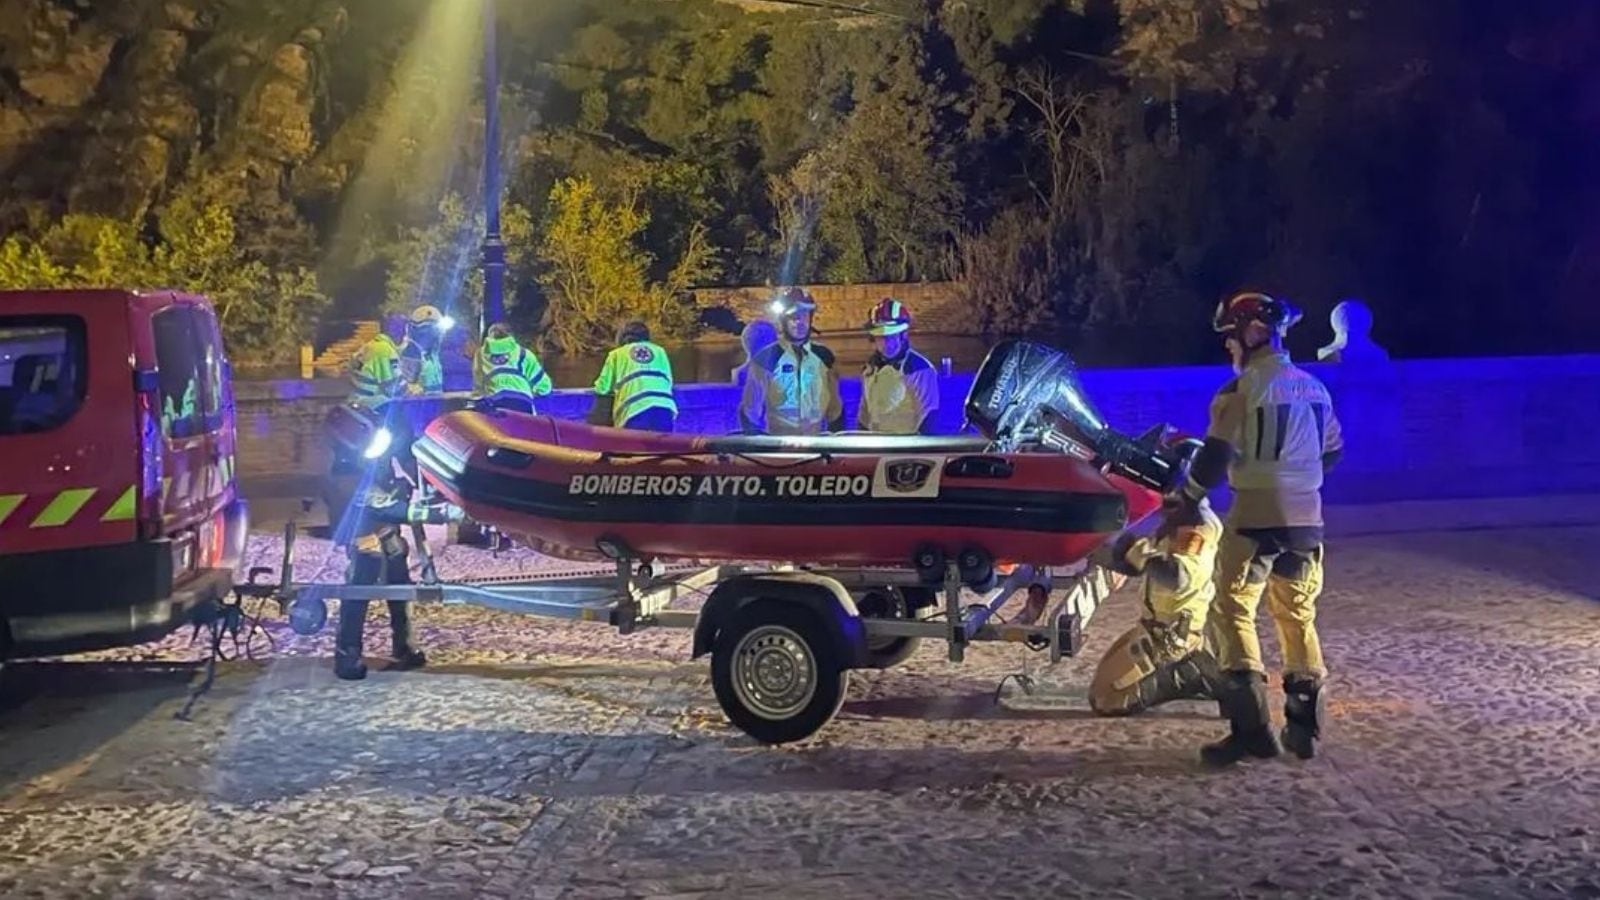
[{"left": 692, "top": 572, "right": 868, "bottom": 669}]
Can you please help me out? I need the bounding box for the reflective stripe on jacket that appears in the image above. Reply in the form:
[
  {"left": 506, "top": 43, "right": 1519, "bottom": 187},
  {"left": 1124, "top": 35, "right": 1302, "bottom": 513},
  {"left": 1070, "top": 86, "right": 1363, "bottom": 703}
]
[
  {"left": 349, "top": 334, "right": 401, "bottom": 407},
  {"left": 594, "top": 341, "right": 676, "bottom": 424},
  {"left": 738, "top": 339, "right": 843, "bottom": 435},
  {"left": 477, "top": 345, "right": 552, "bottom": 406},
  {"left": 860, "top": 349, "right": 940, "bottom": 434},
  {"left": 399, "top": 339, "right": 443, "bottom": 393},
  {"left": 1206, "top": 351, "right": 1344, "bottom": 527}
]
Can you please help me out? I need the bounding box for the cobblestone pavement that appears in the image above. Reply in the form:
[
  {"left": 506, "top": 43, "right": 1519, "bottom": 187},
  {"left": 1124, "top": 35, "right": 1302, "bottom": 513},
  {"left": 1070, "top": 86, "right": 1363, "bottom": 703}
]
[{"left": 2, "top": 525, "right": 1599, "bottom": 899}]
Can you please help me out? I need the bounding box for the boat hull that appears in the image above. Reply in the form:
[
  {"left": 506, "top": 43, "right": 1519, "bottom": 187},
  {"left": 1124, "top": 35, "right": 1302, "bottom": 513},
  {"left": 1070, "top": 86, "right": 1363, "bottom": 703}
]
[{"left": 416, "top": 412, "right": 1163, "bottom": 567}]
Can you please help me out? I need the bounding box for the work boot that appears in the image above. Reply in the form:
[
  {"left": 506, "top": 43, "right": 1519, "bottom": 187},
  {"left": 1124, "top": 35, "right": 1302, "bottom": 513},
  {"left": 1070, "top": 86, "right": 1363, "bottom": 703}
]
[
  {"left": 1280, "top": 675, "right": 1327, "bottom": 760},
  {"left": 391, "top": 646, "right": 427, "bottom": 671},
  {"left": 1200, "top": 670, "right": 1281, "bottom": 767},
  {"left": 335, "top": 656, "right": 368, "bottom": 681}
]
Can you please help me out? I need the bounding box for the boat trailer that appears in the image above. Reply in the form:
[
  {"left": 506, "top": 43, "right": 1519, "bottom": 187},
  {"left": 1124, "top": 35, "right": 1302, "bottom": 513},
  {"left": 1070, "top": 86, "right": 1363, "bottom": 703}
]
[{"left": 215, "top": 522, "right": 1119, "bottom": 744}]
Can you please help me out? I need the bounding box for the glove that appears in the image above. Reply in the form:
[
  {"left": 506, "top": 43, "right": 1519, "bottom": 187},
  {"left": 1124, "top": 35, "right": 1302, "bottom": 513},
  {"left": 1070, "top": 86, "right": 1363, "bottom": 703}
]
[
  {"left": 1155, "top": 490, "right": 1203, "bottom": 541},
  {"left": 1091, "top": 530, "right": 1145, "bottom": 577}
]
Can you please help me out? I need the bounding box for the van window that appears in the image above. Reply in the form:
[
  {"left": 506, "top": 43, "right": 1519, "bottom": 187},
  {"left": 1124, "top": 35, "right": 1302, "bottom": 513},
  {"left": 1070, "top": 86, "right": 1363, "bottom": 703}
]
[
  {"left": 153, "top": 307, "right": 203, "bottom": 439},
  {"left": 153, "top": 304, "right": 228, "bottom": 439},
  {"left": 194, "top": 309, "right": 226, "bottom": 423},
  {"left": 0, "top": 316, "right": 87, "bottom": 435}
]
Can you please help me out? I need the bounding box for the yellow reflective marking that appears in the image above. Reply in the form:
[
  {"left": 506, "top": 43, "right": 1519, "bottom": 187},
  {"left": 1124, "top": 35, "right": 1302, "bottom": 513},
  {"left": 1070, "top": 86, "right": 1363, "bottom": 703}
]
[
  {"left": 31, "top": 488, "right": 97, "bottom": 528},
  {"left": 0, "top": 493, "right": 24, "bottom": 528},
  {"left": 161, "top": 477, "right": 172, "bottom": 501},
  {"left": 101, "top": 486, "right": 138, "bottom": 522}
]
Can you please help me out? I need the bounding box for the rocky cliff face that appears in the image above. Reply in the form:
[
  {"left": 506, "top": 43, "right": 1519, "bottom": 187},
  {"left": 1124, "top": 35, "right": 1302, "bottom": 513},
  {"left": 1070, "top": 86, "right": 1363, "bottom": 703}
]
[{"left": 0, "top": 0, "right": 353, "bottom": 264}]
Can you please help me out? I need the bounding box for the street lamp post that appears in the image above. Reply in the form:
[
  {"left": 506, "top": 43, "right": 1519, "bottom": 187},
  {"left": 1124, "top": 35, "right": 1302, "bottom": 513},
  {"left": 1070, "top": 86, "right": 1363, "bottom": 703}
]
[{"left": 479, "top": 0, "right": 505, "bottom": 340}]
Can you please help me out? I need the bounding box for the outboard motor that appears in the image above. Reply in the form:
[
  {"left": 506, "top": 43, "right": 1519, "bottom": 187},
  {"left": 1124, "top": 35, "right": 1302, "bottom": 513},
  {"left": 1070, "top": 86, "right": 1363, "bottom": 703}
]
[{"left": 964, "top": 339, "right": 1197, "bottom": 493}]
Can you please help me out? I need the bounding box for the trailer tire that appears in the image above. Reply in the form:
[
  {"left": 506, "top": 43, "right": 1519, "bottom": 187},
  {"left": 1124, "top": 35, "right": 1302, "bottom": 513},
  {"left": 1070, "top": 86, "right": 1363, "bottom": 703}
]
[
  {"left": 857, "top": 589, "right": 922, "bottom": 669},
  {"left": 711, "top": 600, "right": 849, "bottom": 745}
]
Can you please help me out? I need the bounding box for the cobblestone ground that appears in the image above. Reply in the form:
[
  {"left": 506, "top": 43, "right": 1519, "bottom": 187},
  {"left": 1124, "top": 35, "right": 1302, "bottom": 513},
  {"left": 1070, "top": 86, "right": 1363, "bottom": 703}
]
[{"left": 2, "top": 525, "right": 1599, "bottom": 899}]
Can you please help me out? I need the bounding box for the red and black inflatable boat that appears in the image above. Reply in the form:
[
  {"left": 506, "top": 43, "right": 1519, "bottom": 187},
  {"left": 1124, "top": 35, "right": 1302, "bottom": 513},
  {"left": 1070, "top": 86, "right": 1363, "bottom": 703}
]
[
  {"left": 325, "top": 339, "right": 1197, "bottom": 580},
  {"left": 414, "top": 413, "right": 1164, "bottom": 573}
]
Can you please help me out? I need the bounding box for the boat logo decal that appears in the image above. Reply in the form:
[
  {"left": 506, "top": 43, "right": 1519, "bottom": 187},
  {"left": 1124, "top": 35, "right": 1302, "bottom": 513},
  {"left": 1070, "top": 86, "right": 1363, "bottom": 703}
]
[{"left": 871, "top": 456, "right": 943, "bottom": 499}]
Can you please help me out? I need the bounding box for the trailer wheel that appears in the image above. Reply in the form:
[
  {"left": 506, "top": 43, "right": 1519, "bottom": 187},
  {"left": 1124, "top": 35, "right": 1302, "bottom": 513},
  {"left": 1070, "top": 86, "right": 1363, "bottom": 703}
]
[
  {"left": 857, "top": 589, "right": 921, "bottom": 669},
  {"left": 288, "top": 597, "right": 328, "bottom": 636},
  {"left": 711, "top": 600, "right": 849, "bottom": 745}
]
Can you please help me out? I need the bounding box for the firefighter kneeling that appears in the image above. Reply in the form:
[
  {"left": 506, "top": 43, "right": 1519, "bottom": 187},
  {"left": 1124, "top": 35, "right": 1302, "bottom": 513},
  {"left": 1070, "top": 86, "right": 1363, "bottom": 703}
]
[{"left": 1088, "top": 499, "right": 1223, "bottom": 716}]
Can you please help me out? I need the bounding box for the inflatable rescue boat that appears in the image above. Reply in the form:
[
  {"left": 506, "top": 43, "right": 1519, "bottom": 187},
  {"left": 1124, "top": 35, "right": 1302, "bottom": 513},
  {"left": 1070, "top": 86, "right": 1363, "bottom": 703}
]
[{"left": 406, "top": 341, "right": 1195, "bottom": 579}]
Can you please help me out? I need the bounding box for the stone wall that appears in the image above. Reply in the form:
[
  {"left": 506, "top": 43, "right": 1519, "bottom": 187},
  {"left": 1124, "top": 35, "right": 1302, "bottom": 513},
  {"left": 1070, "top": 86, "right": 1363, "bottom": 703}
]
[
  {"left": 692, "top": 282, "right": 969, "bottom": 335},
  {"left": 236, "top": 354, "right": 1600, "bottom": 505}
]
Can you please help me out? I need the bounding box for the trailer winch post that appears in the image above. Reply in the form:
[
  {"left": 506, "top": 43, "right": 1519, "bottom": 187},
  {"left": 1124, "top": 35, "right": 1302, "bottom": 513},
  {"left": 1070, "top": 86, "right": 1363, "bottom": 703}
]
[
  {"left": 943, "top": 561, "right": 964, "bottom": 662},
  {"left": 613, "top": 556, "right": 640, "bottom": 634}
]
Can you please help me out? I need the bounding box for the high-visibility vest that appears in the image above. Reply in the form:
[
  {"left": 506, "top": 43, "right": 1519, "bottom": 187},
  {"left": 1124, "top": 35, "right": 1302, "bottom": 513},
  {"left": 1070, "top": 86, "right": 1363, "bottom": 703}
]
[
  {"left": 399, "top": 339, "right": 443, "bottom": 393},
  {"left": 349, "top": 334, "right": 401, "bottom": 407},
  {"left": 738, "top": 339, "right": 842, "bottom": 435},
  {"left": 477, "top": 341, "right": 552, "bottom": 404},
  {"left": 594, "top": 341, "right": 676, "bottom": 424}
]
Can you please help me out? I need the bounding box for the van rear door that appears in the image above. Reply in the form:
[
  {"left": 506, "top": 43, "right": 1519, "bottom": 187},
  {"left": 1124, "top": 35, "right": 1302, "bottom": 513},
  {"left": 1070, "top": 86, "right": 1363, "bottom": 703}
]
[
  {"left": 144, "top": 295, "right": 237, "bottom": 572},
  {"left": 0, "top": 296, "right": 139, "bottom": 554}
]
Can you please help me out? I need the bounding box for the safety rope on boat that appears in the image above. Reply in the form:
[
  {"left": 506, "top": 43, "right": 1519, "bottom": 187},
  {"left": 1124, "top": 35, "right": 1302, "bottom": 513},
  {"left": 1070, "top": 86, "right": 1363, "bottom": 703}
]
[{"left": 593, "top": 450, "right": 835, "bottom": 469}]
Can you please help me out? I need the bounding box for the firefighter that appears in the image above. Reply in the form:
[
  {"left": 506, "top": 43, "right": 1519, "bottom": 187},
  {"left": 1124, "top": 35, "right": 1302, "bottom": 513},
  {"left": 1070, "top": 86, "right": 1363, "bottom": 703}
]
[
  {"left": 326, "top": 426, "right": 456, "bottom": 681},
  {"left": 590, "top": 320, "right": 677, "bottom": 431},
  {"left": 738, "top": 287, "right": 844, "bottom": 435},
  {"left": 475, "top": 323, "right": 552, "bottom": 413},
  {"left": 347, "top": 316, "right": 404, "bottom": 408},
  {"left": 1172, "top": 291, "right": 1345, "bottom": 765},
  {"left": 1087, "top": 498, "right": 1224, "bottom": 716},
  {"left": 858, "top": 298, "right": 940, "bottom": 435},
  {"left": 398, "top": 305, "right": 450, "bottom": 395}
]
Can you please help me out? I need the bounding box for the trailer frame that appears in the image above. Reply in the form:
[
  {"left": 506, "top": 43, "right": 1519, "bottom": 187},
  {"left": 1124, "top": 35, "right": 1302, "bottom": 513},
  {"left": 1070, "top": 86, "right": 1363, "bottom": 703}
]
[{"left": 233, "top": 522, "right": 1120, "bottom": 744}]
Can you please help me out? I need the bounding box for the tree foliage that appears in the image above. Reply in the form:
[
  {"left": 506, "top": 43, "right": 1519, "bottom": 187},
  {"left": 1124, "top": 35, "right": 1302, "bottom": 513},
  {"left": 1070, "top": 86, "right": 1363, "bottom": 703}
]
[
  {"left": 535, "top": 175, "right": 718, "bottom": 355},
  {"left": 3, "top": 0, "right": 1596, "bottom": 359},
  {"left": 381, "top": 193, "right": 537, "bottom": 324},
  {"left": 0, "top": 202, "right": 327, "bottom": 363}
]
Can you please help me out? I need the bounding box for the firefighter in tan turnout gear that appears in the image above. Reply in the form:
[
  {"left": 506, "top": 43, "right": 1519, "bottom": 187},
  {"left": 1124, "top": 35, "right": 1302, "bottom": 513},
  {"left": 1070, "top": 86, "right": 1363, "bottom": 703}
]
[
  {"left": 738, "top": 287, "right": 844, "bottom": 435},
  {"left": 1169, "top": 292, "right": 1344, "bottom": 765},
  {"left": 1088, "top": 497, "right": 1224, "bottom": 716},
  {"left": 858, "top": 298, "right": 940, "bottom": 435}
]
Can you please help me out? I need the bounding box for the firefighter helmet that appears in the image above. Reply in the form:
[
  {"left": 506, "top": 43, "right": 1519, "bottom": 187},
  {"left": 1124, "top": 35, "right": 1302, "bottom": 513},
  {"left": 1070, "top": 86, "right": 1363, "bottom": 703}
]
[
  {"left": 769, "top": 287, "right": 817, "bottom": 319},
  {"left": 865, "top": 298, "right": 913, "bottom": 336},
  {"left": 1212, "top": 292, "right": 1302, "bottom": 336}
]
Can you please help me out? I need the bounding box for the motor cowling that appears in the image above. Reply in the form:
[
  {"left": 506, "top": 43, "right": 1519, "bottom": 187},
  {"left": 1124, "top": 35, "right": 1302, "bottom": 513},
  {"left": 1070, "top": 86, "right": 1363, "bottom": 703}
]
[{"left": 964, "top": 339, "right": 1198, "bottom": 493}]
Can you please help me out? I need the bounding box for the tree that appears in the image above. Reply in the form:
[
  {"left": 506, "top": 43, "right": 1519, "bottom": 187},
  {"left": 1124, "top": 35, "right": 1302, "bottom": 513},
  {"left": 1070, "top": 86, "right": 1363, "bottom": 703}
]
[
  {"left": 381, "top": 192, "right": 536, "bottom": 325},
  {"left": 0, "top": 202, "right": 327, "bottom": 364},
  {"left": 768, "top": 29, "right": 964, "bottom": 284},
  {"left": 536, "top": 175, "right": 718, "bottom": 354},
  {"left": 768, "top": 150, "right": 835, "bottom": 285}
]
